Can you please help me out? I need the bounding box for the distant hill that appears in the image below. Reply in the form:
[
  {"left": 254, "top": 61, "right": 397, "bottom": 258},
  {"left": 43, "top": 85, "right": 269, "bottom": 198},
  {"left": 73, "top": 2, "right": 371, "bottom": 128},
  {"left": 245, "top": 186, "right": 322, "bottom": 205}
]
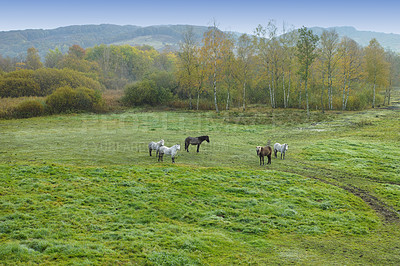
[
  {"left": 310, "top": 26, "right": 400, "bottom": 52},
  {"left": 0, "top": 24, "right": 211, "bottom": 58},
  {"left": 1, "top": 24, "right": 399, "bottom": 59}
]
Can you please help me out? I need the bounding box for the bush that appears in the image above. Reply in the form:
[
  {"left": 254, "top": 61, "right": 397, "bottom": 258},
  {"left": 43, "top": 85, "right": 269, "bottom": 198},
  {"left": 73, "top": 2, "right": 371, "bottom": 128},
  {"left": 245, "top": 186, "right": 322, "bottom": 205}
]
[
  {"left": 14, "top": 100, "right": 45, "bottom": 118},
  {"left": 46, "top": 86, "right": 103, "bottom": 114},
  {"left": 122, "top": 71, "right": 176, "bottom": 107},
  {"left": 74, "top": 87, "right": 103, "bottom": 111},
  {"left": 123, "top": 80, "right": 173, "bottom": 106},
  {"left": 0, "top": 68, "right": 103, "bottom": 98},
  {"left": 0, "top": 76, "right": 40, "bottom": 98}
]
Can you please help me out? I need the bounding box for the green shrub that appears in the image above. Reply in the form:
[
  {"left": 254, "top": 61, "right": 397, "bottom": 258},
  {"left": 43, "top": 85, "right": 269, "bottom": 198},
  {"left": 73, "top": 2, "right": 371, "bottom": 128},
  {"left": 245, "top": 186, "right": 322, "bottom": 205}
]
[
  {"left": 45, "top": 86, "right": 76, "bottom": 113},
  {"left": 33, "top": 68, "right": 103, "bottom": 95},
  {"left": 46, "top": 86, "right": 103, "bottom": 114},
  {"left": 123, "top": 71, "right": 175, "bottom": 107},
  {"left": 123, "top": 80, "right": 173, "bottom": 106},
  {"left": 14, "top": 100, "right": 45, "bottom": 118},
  {"left": 0, "top": 77, "right": 40, "bottom": 97},
  {"left": 74, "top": 87, "right": 103, "bottom": 111},
  {"left": 0, "top": 68, "right": 103, "bottom": 98}
]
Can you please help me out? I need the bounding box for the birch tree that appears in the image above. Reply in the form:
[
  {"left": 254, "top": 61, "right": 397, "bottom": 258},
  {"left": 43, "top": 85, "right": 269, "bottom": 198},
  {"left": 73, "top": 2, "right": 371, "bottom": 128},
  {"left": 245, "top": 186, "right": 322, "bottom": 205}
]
[
  {"left": 177, "top": 27, "right": 198, "bottom": 109},
  {"left": 364, "top": 38, "right": 389, "bottom": 108},
  {"left": 384, "top": 50, "right": 400, "bottom": 106},
  {"left": 220, "top": 33, "right": 236, "bottom": 110},
  {"left": 254, "top": 24, "right": 272, "bottom": 107},
  {"left": 320, "top": 29, "right": 340, "bottom": 111},
  {"left": 236, "top": 33, "right": 255, "bottom": 111},
  {"left": 280, "top": 25, "right": 298, "bottom": 108},
  {"left": 202, "top": 22, "right": 230, "bottom": 112},
  {"left": 296, "top": 26, "right": 319, "bottom": 118},
  {"left": 338, "top": 37, "right": 363, "bottom": 110}
]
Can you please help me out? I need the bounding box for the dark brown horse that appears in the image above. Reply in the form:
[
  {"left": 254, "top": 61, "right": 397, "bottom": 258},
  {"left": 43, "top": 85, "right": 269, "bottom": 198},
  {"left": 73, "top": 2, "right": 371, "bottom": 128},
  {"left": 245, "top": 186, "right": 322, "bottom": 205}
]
[
  {"left": 256, "top": 145, "right": 272, "bottom": 165},
  {"left": 185, "top": 135, "right": 209, "bottom": 153}
]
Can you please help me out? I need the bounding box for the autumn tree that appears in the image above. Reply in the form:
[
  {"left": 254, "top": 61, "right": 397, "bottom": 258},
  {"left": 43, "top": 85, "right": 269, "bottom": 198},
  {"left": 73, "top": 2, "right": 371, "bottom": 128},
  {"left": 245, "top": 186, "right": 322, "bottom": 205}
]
[
  {"left": 253, "top": 22, "right": 280, "bottom": 108},
  {"left": 0, "top": 55, "right": 16, "bottom": 72},
  {"left": 265, "top": 21, "right": 283, "bottom": 108},
  {"left": 384, "top": 50, "right": 400, "bottom": 105},
  {"left": 68, "top": 45, "right": 86, "bottom": 59},
  {"left": 364, "top": 38, "right": 389, "bottom": 108},
  {"left": 26, "top": 47, "right": 43, "bottom": 70},
  {"left": 236, "top": 33, "right": 255, "bottom": 111},
  {"left": 45, "top": 47, "right": 64, "bottom": 68},
  {"left": 177, "top": 27, "right": 198, "bottom": 109},
  {"left": 253, "top": 24, "right": 270, "bottom": 106},
  {"left": 202, "top": 22, "right": 230, "bottom": 112},
  {"left": 320, "top": 29, "right": 340, "bottom": 111},
  {"left": 337, "top": 37, "right": 363, "bottom": 110},
  {"left": 279, "top": 24, "right": 298, "bottom": 108},
  {"left": 296, "top": 26, "right": 319, "bottom": 118}
]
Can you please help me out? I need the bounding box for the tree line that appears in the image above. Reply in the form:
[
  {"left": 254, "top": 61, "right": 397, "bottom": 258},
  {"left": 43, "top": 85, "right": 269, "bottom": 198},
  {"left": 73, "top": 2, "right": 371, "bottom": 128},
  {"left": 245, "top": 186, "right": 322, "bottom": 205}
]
[
  {"left": 176, "top": 23, "right": 400, "bottom": 115},
  {"left": 1, "top": 22, "right": 399, "bottom": 116}
]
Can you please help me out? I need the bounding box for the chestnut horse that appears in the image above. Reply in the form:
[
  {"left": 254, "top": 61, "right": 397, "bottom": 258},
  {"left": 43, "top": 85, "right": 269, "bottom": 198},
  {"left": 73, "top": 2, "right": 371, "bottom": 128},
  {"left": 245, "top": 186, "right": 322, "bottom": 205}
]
[{"left": 256, "top": 145, "right": 272, "bottom": 165}]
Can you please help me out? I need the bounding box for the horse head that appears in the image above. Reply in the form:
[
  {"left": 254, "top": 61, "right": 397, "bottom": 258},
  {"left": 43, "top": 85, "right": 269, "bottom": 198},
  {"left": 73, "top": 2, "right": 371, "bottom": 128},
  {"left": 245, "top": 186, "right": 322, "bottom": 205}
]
[
  {"left": 205, "top": 136, "right": 210, "bottom": 143},
  {"left": 256, "top": 146, "right": 262, "bottom": 155}
]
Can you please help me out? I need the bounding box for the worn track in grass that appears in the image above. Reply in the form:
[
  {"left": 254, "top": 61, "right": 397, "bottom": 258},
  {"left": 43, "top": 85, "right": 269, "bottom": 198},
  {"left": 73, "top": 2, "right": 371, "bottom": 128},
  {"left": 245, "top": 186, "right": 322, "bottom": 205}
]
[{"left": 288, "top": 162, "right": 400, "bottom": 223}]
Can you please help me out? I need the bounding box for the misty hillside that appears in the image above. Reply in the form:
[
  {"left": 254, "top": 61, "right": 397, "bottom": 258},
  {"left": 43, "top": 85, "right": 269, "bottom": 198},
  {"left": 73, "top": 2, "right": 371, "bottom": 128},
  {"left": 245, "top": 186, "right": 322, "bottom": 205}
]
[
  {"left": 0, "top": 24, "right": 211, "bottom": 58},
  {"left": 310, "top": 26, "right": 400, "bottom": 51},
  {"left": 1, "top": 24, "right": 399, "bottom": 59}
]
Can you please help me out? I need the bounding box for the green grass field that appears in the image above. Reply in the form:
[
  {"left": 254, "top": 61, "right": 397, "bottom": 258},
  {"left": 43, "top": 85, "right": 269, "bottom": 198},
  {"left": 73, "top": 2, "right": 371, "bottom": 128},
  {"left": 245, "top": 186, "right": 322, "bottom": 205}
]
[{"left": 1, "top": 102, "right": 399, "bottom": 264}]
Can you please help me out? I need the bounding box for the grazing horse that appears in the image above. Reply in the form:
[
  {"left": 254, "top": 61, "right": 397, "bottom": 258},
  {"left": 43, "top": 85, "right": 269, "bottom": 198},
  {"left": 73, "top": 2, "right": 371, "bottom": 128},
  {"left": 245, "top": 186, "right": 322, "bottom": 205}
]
[
  {"left": 148, "top": 139, "right": 164, "bottom": 157},
  {"left": 158, "top": 144, "right": 181, "bottom": 163},
  {"left": 184, "top": 136, "right": 209, "bottom": 153},
  {"left": 256, "top": 145, "right": 272, "bottom": 165},
  {"left": 274, "top": 143, "right": 288, "bottom": 160}
]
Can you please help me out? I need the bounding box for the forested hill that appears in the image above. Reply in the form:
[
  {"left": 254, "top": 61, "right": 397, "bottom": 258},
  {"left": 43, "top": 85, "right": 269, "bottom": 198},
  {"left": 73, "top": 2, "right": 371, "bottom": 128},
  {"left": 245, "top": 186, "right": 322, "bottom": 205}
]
[
  {"left": 1, "top": 24, "right": 400, "bottom": 58},
  {"left": 0, "top": 24, "right": 211, "bottom": 58}
]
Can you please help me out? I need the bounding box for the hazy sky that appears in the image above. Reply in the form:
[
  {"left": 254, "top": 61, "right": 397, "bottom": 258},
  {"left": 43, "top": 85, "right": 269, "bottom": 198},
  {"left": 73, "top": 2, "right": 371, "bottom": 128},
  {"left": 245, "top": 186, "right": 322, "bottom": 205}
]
[{"left": 1, "top": 0, "right": 399, "bottom": 34}]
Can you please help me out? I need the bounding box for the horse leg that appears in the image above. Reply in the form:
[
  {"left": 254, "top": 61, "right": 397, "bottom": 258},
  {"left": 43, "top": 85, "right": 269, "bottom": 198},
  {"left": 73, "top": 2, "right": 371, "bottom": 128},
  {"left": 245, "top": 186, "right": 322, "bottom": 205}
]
[
  {"left": 197, "top": 144, "right": 200, "bottom": 153},
  {"left": 149, "top": 148, "right": 152, "bottom": 156},
  {"left": 268, "top": 154, "right": 271, "bottom": 164},
  {"left": 186, "top": 143, "right": 189, "bottom": 152},
  {"left": 274, "top": 149, "right": 277, "bottom": 158},
  {"left": 172, "top": 157, "right": 175, "bottom": 163}
]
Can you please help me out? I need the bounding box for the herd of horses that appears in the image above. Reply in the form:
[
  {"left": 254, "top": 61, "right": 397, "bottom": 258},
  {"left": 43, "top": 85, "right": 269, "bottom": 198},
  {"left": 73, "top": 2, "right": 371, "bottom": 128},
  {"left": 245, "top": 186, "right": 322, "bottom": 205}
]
[
  {"left": 148, "top": 136, "right": 210, "bottom": 163},
  {"left": 148, "top": 135, "right": 288, "bottom": 166}
]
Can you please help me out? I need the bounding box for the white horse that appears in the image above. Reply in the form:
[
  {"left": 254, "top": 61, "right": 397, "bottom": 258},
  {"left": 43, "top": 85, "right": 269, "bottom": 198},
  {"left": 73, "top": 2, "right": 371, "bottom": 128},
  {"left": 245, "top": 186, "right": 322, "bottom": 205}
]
[
  {"left": 148, "top": 139, "right": 164, "bottom": 157},
  {"left": 158, "top": 144, "right": 180, "bottom": 163},
  {"left": 274, "top": 143, "right": 288, "bottom": 160}
]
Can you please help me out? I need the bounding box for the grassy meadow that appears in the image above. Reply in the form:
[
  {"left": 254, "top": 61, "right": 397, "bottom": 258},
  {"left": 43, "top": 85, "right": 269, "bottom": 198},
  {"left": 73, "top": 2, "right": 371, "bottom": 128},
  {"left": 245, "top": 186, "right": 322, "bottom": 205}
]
[{"left": 1, "top": 100, "right": 400, "bottom": 264}]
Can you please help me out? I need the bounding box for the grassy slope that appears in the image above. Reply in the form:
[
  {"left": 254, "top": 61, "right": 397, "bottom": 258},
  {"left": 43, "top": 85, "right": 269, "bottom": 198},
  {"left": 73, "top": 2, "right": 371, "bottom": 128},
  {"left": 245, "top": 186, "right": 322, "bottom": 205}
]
[{"left": 0, "top": 106, "right": 399, "bottom": 264}]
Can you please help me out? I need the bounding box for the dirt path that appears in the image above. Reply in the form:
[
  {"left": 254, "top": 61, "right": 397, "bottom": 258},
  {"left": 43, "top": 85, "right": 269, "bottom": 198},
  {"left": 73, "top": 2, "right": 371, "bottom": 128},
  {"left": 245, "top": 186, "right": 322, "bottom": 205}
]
[{"left": 288, "top": 164, "right": 400, "bottom": 222}]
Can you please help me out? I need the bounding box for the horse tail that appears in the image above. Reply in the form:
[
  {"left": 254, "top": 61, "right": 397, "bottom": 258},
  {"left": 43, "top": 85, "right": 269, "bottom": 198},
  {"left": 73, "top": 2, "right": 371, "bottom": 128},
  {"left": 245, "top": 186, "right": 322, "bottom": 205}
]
[{"left": 266, "top": 139, "right": 271, "bottom": 147}]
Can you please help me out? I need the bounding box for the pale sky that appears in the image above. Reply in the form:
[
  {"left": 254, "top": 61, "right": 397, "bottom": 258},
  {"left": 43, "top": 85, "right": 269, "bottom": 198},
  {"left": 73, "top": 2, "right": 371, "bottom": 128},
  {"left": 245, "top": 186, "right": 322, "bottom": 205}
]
[{"left": 1, "top": 0, "right": 399, "bottom": 34}]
